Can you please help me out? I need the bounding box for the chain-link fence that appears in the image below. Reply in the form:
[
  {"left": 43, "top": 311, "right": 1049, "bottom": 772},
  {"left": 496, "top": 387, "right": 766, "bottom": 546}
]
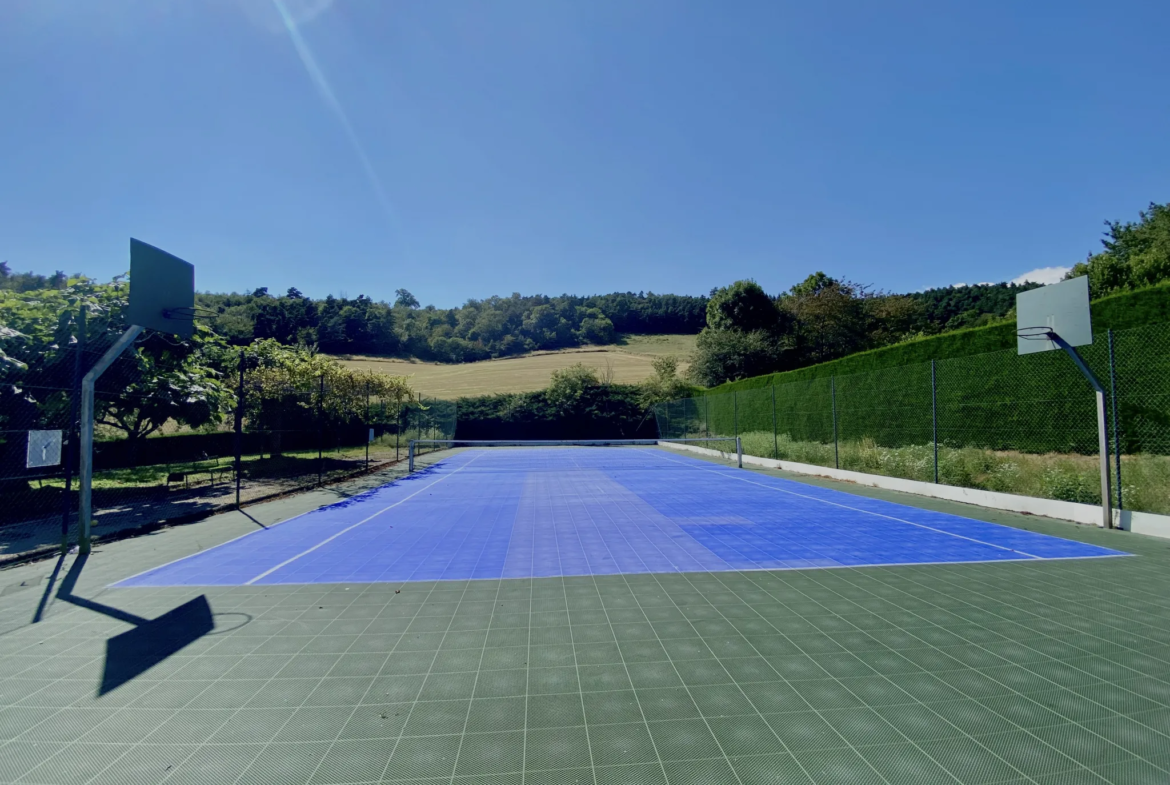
[
  {"left": 0, "top": 341, "right": 456, "bottom": 564},
  {"left": 655, "top": 322, "right": 1170, "bottom": 516}
]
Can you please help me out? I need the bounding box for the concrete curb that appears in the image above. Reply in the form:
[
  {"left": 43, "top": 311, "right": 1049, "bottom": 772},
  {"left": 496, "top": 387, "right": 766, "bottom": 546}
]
[{"left": 658, "top": 441, "right": 1170, "bottom": 540}]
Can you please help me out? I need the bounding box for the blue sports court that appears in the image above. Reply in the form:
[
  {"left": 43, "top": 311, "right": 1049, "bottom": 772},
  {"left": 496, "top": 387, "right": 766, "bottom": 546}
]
[{"left": 116, "top": 447, "right": 1126, "bottom": 587}]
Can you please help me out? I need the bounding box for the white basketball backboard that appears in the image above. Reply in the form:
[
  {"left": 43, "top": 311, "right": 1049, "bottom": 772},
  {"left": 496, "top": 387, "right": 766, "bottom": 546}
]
[{"left": 1016, "top": 276, "right": 1092, "bottom": 355}]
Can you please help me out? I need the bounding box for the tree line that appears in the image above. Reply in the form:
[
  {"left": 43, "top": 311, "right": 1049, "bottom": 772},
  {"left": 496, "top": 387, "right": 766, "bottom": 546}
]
[
  {"left": 5, "top": 200, "right": 1165, "bottom": 384},
  {"left": 688, "top": 201, "right": 1170, "bottom": 386},
  {"left": 194, "top": 289, "right": 709, "bottom": 361}
]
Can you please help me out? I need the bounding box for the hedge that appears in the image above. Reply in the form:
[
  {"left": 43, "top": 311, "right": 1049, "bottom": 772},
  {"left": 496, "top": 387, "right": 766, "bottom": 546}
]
[{"left": 707, "top": 281, "right": 1170, "bottom": 394}]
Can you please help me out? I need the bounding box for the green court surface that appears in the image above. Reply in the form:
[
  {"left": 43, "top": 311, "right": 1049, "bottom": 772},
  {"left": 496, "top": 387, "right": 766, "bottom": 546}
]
[{"left": 2, "top": 457, "right": 1170, "bottom": 785}]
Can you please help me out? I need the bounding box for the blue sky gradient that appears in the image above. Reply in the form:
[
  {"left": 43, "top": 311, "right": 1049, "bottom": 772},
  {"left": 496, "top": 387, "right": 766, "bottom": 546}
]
[{"left": 2, "top": 0, "right": 1167, "bottom": 307}]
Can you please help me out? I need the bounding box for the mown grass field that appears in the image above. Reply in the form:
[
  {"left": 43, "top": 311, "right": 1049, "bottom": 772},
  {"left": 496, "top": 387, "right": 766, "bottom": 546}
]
[{"left": 332, "top": 333, "right": 697, "bottom": 398}]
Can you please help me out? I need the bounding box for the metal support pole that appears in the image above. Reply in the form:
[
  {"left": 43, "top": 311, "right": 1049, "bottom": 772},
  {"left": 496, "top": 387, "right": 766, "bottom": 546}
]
[
  {"left": 1053, "top": 336, "right": 1113, "bottom": 528},
  {"left": 408, "top": 440, "right": 415, "bottom": 473},
  {"left": 831, "top": 376, "right": 838, "bottom": 470},
  {"left": 61, "top": 307, "right": 85, "bottom": 551},
  {"left": 317, "top": 374, "right": 324, "bottom": 486},
  {"left": 931, "top": 360, "right": 939, "bottom": 484},
  {"left": 736, "top": 436, "right": 743, "bottom": 469},
  {"left": 79, "top": 324, "right": 143, "bottom": 553},
  {"left": 396, "top": 402, "right": 401, "bottom": 462},
  {"left": 235, "top": 349, "right": 245, "bottom": 508},
  {"left": 1108, "top": 330, "right": 1123, "bottom": 510},
  {"left": 365, "top": 381, "right": 370, "bottom": 471},
  {"left": 771, "top": 385, "right": 778, "bottom": 460}
]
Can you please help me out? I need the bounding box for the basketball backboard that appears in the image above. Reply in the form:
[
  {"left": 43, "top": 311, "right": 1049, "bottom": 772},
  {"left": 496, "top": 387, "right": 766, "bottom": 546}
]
[
  {"left": 1016, "top": 275, "right": 1092, "bottom": 355},
  {"left": 126, "top": 238, "right": 195, "bottom": 339}
]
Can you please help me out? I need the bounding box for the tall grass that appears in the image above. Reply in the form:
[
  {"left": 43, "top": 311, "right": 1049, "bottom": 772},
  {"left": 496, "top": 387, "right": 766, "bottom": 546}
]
[{"left": 733, "top": 431, "right": 1170, "bottom": 515}]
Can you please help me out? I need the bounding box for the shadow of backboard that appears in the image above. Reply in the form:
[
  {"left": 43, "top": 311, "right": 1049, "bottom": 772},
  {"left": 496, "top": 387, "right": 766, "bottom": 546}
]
[{"left": 45, "top": 554, "right": 216, "bottom": 694}]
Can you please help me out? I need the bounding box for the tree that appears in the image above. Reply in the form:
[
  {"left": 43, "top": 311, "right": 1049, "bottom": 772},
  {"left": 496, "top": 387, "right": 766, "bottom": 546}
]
[
  {"left": 243, "top": 339, "right": 413, "bottom": 454},
  {"left": 687, "top": 329, "right": 788, "bottom": 387},
  {"left": 546, "top": 363, "right": 602, "bottom": 409},
  {"left": 780, "top": 274, "right": 870, "bottom": 365},
  {"left": 0, "top": 276, "right": 236, "bottom": 454},
  {"left": 1067, "top": 202, "right": 1170, "bottom": 297},
  {"left": 639, "top": 355, "right": 692, "bottom": 406},
  {"left": 395, "top": 289, "right": 420, "bottom": 308},
  {"left": 686, "top": 280, "right": 792, "bottom": 386},
  {"left": 94, "top": 328, "right": 236, "bottom": 449},
  {"left": 705, "top": 280, "right": 782, "bottom": 332},
  {"left": 577, "top": 309, "right": 616, "bottom": 345}
]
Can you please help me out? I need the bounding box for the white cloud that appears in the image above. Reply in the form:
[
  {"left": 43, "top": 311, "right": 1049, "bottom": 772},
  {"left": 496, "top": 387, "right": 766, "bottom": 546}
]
[{"left": 1011, "top": 266, "right": 1070, "bottom": 286}]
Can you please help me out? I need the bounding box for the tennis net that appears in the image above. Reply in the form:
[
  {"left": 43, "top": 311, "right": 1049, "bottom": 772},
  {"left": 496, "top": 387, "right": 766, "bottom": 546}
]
[{"left": 406, "top": 437, "right": 743, "bottom": 472}]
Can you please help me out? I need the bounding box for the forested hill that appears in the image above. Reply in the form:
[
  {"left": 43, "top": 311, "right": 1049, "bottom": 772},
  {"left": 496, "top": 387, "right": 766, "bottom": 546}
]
[
  {"left": 194, "top": 289, "right": 709, "bottom": 361},
  {"left": 0, "top": 263, "right": 1047, "bottom": 363},
  {"left": 908, "top": 282, "right": 1041, "bottom": 331}
]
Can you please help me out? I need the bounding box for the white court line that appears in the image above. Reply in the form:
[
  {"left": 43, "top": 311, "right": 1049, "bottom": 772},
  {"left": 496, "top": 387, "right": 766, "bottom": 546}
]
[
  {"left": 243, "top": 452, "right": 484, "bottom": 585},
  {"left": 646, "top": 449, "right": 1052, "bottom": 559},
  {"left": 114, "top": 499, "right": 332, "bottom": 587}
]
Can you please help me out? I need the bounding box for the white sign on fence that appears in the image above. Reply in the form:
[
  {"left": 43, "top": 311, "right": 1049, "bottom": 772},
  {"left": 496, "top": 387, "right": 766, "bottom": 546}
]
[{"left": 27, "top": 430, "right": 63, "bottom": 468}]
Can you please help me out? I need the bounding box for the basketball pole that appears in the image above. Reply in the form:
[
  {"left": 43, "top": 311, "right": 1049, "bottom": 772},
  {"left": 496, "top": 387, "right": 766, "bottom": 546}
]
[
  {"left": 78, "top": 325, "right": 143, "bottom": 553},
  {"left": 1050, "top": 334, "right": 1113, "bottom": 529}
]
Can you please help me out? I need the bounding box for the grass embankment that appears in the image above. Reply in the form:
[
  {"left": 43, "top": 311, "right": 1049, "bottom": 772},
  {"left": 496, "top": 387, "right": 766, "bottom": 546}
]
[
  {"left": 728, "top": 431, "right": 1170, "bottom": 514},
  {"left": 333, "top": 334, "right": 697, "bottom": 398}
]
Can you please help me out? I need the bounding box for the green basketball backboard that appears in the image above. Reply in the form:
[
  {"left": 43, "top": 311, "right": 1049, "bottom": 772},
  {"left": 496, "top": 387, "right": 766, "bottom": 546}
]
[
  {"left": 126, "top": 239, "right": 195, "bottom": 339},
  {"left": 1016, "top": 275, "right": 1092, "bottom": 355}
]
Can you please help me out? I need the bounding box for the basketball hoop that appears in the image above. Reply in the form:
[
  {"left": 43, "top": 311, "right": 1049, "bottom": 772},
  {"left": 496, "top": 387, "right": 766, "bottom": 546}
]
[
  {"left": 1016, "top": 325, "right": 1057, "bottom": 342},
  {"left": 162, "top": 306, "right": 218, "bottom": 321}
]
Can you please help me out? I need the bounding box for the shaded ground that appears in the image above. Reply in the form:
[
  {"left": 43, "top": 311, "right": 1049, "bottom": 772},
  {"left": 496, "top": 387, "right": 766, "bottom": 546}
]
[
  {"left": 0, "top": 453, "right": 415, "bottom": 566},
  {"left": 1, "top": 452, "right": 1168, "bottom": 784}
]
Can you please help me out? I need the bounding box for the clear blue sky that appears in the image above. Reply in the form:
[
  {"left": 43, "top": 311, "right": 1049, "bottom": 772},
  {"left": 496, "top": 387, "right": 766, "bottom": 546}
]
[{"left": 2, "top": 0, "right": 1167, "bottom": 307}]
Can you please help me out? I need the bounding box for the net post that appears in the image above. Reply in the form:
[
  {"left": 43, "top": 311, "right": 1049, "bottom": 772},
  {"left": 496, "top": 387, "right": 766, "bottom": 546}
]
[
  {"left": 79, "top": 324, "right": 143, "bottom": 553},
  {"left": 736, "top": 436, "right": 743, "bottom": 468},
  {"left": 1108, "top": 329, "right": 1123, "bottom": 511}
]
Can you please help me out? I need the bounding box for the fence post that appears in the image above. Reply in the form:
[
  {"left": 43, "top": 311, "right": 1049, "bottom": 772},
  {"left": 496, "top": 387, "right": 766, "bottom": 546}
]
[
  {"left": 771, "top": 385, "right": 778, "bottom": 460},
  {"left": 317, "top": 374, "right": 324, "bottom": 486},
  {"left": 1108, "top": 330, "right": 1123, "bottom": 510},
  {"left": 365, "top": 380, "right": 370, "bottom": 472},
  {"left": 831, "top": 376, "right": 838, "bottom": 469},
  {"left": 396, "top": 401, "right": 401, "bottom": 462},
  {"left": 931, "top": 360, "right": 938, "bottom": 484},
  {"left": 61, "top": 306, "right": 85, "bottom": 551},
  {"left": 235, "top": 349, "right": 245, "bottom": 508},
  {"left": 705, "top": 396, "right": 709, "bottom": 438},
  {"left": 733, "top": 390, "right": 738, "bottom": 443}
]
